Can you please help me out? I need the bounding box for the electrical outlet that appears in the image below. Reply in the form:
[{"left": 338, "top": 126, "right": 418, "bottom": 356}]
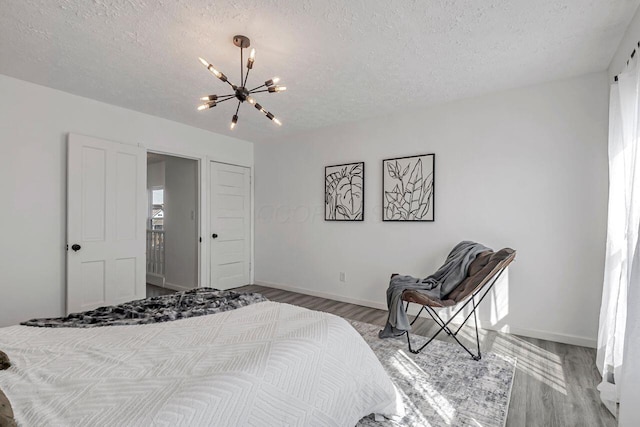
[{"left": 339, "top": 272, "right": 346, "bottom": 282}]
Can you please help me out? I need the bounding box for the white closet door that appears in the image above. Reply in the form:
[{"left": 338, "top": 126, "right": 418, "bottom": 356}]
[
  {"left": 210, "top": 161, "right": 251, "bottom": 290},
  {"left": 67, "top": 134, "right": 147, "bottom": 314}
]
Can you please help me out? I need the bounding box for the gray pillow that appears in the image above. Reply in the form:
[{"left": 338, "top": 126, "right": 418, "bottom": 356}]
[
  {"left": 0, "top": 351, "right": 9, "bottom": 371},
  {"left": 0, "top": 387, "right": 15, "bottom": 427}
]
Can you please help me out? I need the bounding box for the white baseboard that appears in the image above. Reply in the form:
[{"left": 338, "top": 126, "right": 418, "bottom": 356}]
[
  {"left": 164, "top": 282, "right": 194, "bottom": 292},
  {"left": 146, "top": 273, "right": 164, "bottom": 287},
  {"left": 254, "top": 280, "right": 597, "bottom": 349},
  {"left": 487, "top": 324, "right": 596, "bottom": 349},
  {"left": 255, "top": 280, "right": 388, "bottom": 311}
]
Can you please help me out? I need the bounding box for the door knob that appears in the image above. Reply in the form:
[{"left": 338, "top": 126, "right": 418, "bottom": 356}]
[
  {"left": 212, "top": 233, "right": 218, "bottom": 239},
  {"left": 71, "top": 244, "right": 81, "bottom": 252}
]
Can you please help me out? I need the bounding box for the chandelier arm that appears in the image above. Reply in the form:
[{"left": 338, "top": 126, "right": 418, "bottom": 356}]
[
  {"left": 248, "top": 83, "right": 266, "bottom": 92},
  {"left": 213, "top": 95, "right": 236, "bottom": 102},
  {"left": 244, "top": 67, "right": 251, "bottom": 88},
  {"left": 223, "top": 79, "right": 238, "bottom": 90},
  {"left": 250, "top": 89, "right": 269, "bottom": 94},
  {"left": 240, "top": 48, "right": 244, "bottom": 87},
  {"left": 216, "top": 97, "right": 236, "bottom": 105}
]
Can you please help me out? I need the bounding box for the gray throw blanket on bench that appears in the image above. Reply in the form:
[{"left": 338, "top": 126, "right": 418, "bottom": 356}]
[{"left": 379, "top": 241, "right": 490, "bottom": 338}]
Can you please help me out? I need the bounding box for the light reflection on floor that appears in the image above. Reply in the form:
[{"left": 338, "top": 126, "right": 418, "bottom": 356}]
[
  {"left": 495, "top": 334, "right": 567, "bottom": 395},
  {"left": 454, "top": 326, "right": 568, "bottom": 395}
]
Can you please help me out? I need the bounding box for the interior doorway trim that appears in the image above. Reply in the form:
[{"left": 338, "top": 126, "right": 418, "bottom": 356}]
[{"left": 147, "top": 149, "right": 204, "bottom": 289}]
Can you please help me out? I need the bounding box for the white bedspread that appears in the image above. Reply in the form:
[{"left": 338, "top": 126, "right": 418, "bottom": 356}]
[{"left": 0, "top": 301, "right": 401, "bottom": 426}]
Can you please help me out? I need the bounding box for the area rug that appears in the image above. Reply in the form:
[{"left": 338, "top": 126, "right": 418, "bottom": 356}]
[{"left": 350, "top": 320, "right": 516, "bottom": 427}]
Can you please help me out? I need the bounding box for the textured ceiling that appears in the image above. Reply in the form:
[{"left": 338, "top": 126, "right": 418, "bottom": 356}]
[{"left": 1, "top": 0, "right": 637, "bottom": 143}]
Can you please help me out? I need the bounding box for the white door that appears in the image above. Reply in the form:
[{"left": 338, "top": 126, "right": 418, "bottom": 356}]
[
  {"left": 210, "top": 162, "right": 251, "bottom": 290},
  {"left": 67, "top": 134, "right": 147, "bottom": 314}
]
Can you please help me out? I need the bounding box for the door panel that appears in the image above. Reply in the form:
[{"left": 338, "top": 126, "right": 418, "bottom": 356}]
[
  {"left": 81, "top": 260, "right": 106, "bottom": 307},
  {"left": 81, "top": 147, "right": 107, "bottom": 241},
  {"left": 115, "top": 152, "right": 139, "bottom": 240},
  {"left": 210, "top": 162, "right": 251, "bottom": 290},
  {"left": 67, "top": 134, "right": 146, "bottom": 314},
  {"left": 115, "top": 257, "right": 137, "bottom": 300}
]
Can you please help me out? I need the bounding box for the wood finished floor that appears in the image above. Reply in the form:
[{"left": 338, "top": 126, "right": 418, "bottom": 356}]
[
  {"left": 235, "top": 284, "right": 616, "bottom": 427},
  {"left": 146, "top": 284, "right": 176, "bottom": 297}
]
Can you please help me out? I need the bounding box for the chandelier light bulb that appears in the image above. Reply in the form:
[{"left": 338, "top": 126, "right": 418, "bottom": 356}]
[
  {"left": 200, "top": 95, "right": 218, "bottom": 101},
  {"left": 199, "top": 58, "right": 225, "bottom": 80},
  {"left": 197, "top": 100, "right": 216, "bottom": 111},
  {"left": 273, "top": 118, "right": 282, "bottom": 126},
  {"left": 247, "top": 48, "right": 256, "bottom": 69},
  {"left": 254, "top": 103, "right": 268, "bottom": 115},
  {"left": 265, "top": 77, "right": 280, "bottom": 87},
  {"left": 230, "top": 114, "right": 238, "bottom": 130},
  {"left": 246, "top": 96, "right": 256, "bottom": 105},
  {"left": 209, "top": 67, "right": 222, "bottom": 79},
  {"left": 268, "top": 85, "right": 287, "bottom": 93}
]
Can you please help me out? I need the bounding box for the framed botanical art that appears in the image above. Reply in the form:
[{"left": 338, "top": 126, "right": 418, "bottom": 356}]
[
  {"left": 325, "top": 162, "right": 364, "bottom": 221},
  {"left": 382, "top": 154, "right": 434, "bottom": 221}
]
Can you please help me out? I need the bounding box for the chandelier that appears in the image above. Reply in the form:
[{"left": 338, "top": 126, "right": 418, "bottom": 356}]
[{"left": 197, "top": 35, "right": 286, "bottom": 130}]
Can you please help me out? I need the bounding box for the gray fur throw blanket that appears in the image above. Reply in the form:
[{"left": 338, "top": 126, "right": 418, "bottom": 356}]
[{"left": 22, "top": 288, "right": 268, "bottom": 328}]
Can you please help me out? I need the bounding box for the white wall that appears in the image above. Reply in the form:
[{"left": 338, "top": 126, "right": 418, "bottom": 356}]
[
  {"left": 0, "top": 74, "right": 253, "bottom": 327},
  {"left": 255, "top": 72, "right": 609, "bottom": 347},
  {"left": 164, "top": 156, "right": 199, "bottom": 290},
  {"left": 147, "top": 161, "right": 165, "bottom": 189}
]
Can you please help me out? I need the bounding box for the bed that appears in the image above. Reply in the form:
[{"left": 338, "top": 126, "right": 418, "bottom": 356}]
[{"left": 0, "top": 290, "right": 402, "bottom": 426}]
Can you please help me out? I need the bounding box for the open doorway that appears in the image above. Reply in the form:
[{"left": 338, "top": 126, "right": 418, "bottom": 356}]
[{"left": 146, "top": 152, "right": 199, "bottom": 297}]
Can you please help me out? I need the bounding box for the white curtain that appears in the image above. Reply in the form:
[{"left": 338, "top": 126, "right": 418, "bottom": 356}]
[{"left": 598, "top": 56, "right": 640, "bottom": 424}]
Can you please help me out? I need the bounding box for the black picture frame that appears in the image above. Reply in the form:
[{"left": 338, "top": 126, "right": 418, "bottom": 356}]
[
  {"left": 382, "top": 154, "right": 435, "bottom": 222},
  {"left": 325, "top": 162, "right": 365, "bottom": 221}
]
